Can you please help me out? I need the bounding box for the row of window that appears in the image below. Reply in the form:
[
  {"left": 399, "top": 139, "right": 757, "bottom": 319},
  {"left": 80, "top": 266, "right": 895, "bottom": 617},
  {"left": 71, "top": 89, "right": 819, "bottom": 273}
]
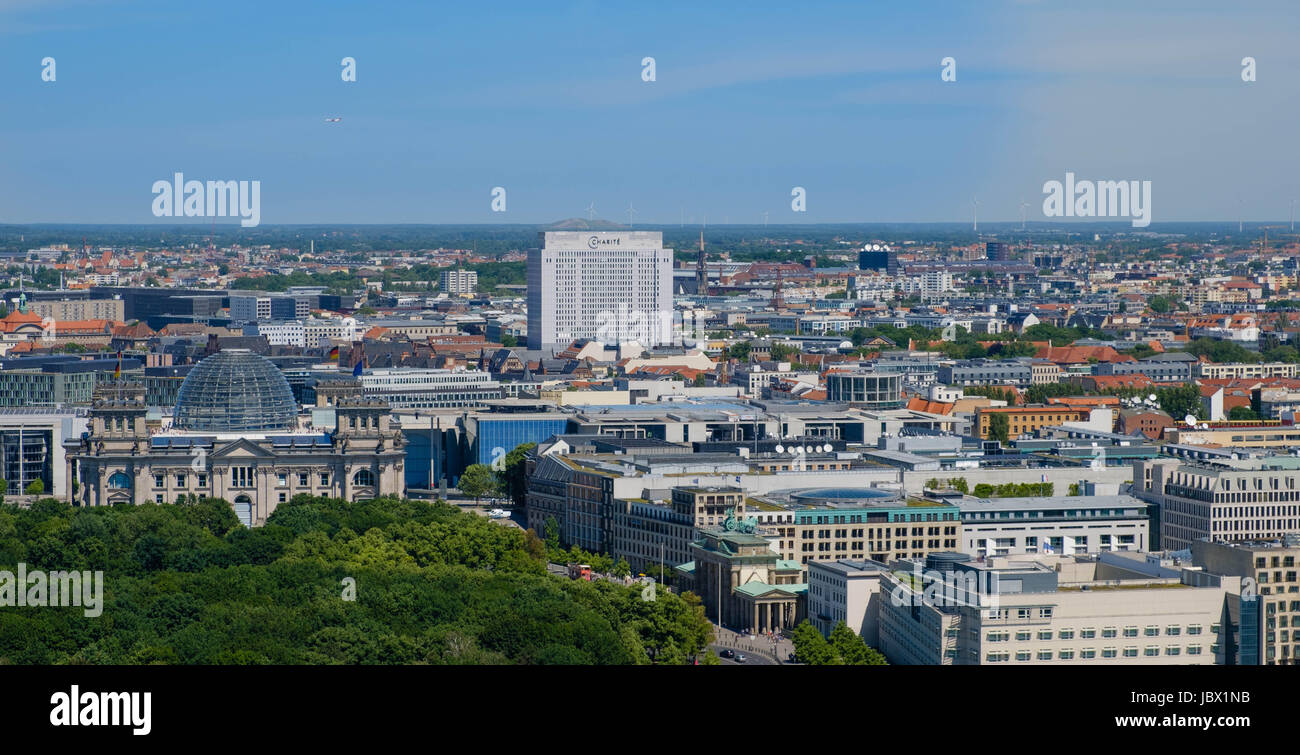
[
  {"left": 985, "top": 646, "right": 1205, "bottom": 662},
  {"left": 987, "top": 624, "right": 1210, "bottom": 641}
]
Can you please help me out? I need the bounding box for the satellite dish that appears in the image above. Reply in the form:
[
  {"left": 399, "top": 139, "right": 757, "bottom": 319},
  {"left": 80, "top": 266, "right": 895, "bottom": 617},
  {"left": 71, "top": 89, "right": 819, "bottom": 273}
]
[
  {"left": 774, "top": 444, "right": 785, "bottom": 454},
  {"left": 1184, "top": 414, "right": 1197, "bottom": 426},
  {"left": 822, "top": 443, "right": 833, "bottom": 452},
  {"left": 1147, "top": 394, "right": 1157, "bottom": 402}
]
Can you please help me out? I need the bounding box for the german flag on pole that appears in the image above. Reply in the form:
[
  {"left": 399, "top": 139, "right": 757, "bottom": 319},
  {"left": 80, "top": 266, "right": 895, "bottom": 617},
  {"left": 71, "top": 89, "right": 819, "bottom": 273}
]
[
  {"left": 113, "top": 350, "right": 122, "bottom": 380},
  {"left": 327, "top": 345, "right": 339, "bottom": 362}
]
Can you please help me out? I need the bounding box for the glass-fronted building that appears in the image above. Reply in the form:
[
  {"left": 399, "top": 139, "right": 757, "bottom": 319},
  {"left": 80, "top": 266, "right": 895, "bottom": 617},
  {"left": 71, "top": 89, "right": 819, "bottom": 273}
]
[
  {"left": 173, "top": 349, "right": 298, "bottom": 432},
  {"left": 825, "top": 371, "right": 905, "bottom": 409}
]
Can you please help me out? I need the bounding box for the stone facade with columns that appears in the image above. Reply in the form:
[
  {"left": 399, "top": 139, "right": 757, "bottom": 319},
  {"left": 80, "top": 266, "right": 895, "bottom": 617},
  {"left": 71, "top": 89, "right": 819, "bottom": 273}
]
[
  {"left": 64, "top": 384, "right": 404, "bottom": 525},
  {"left": 681, "top": 528, "right": 806, "bottom": 633}
]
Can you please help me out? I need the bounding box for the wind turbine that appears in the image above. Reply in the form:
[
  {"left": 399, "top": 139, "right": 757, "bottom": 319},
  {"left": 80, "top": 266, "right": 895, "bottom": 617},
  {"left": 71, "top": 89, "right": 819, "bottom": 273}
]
[
  {"left": 972, "top": 196, "right": 980, "bottom": 233},
  {"left": 763, "top": 211, "right": 769, "bottom": 228},
  {"left": 586, "top": 202, "right": 596, "bottom": 222},
  {"left": 1019, "top": 200, "right": 1030, "bottom": 231},
  {"left": 1291, "top": 198, "right": 1296, "bottom": 232},
  {"left": 625, "top": 202, "right": 637, "bottom": 227},
  {"left": 1238, "top": 197, "right": 1244, "bottom": 234}
]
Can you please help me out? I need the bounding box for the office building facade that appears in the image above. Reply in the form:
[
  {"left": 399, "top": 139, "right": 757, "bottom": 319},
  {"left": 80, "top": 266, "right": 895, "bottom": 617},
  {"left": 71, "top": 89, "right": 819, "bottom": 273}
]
[{"left": 528, "top": 231, "right": 673, "bottom": 350}]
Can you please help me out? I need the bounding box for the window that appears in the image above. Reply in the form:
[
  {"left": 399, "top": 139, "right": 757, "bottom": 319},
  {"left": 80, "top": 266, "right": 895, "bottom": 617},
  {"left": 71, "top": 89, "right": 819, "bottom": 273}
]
[
  {"left": 299, "top": 472, "right": 309, "bottom": 486},
  {"left": 277, "top": 473, "right": 288, "bottom": 487},
  {"left": 1081, "top": 648, "right": 1096, "bottom": 659},
  {"left": 1081, "top": 628, "right": 1096, "bottom": 639},
  {"left": 1016, "top": 651, "right": 1031, "bottom": 661},
  {"left": 319, "top": 473, "right": 329, "bottom": 487},
  {"left": 278, "top": 492, "right": 287, "bottom": 503},
  {"left": 154, "top": 474, "right": 165, "bottom": 488},
  {"left": 1016, "top": 631, "right": 1030, "bottom": 641},
  {"left": 1059, "top": 629, "right": 1075, "bottom": 640},
  {"left": 175, "top": 474, "right": 186, "bottom": 487},
  {"left": 1102, "top": 628, "right": 1118, "bottom": 638},
  {"left": 1102, "top": 648, "right": 1118, "bottom": 658},
  {"left": 1039, "top": 608, "right": 1053, "bottom": 619},
  {"left": 1188, "top": 645, "right": 1202, "bottom": 655},
  {"left": 1059, "top": 649, "right": 1074, "bottom": 660},
  {"left": 1144, "top": 647, "right": 1159, "bottom": 657},
  {"left": 197, "top": 474, "right": 207, "bottom": 487},
  {"left": 1166, "top": 626, "right": 1181, "bottom": 636},
  {"left": 1037, "top": 631, "right": 1053, "bottom": 641},
  {"left": 1144, "top": 626, "right": 1160, "bottom": 637},
  {"left": 1187, "top": 625, "right": 1202, "bottom": 635},
  {"left": 1166, "top": 646, "right": 1180, "bottom": 656},
  {"left": 1123, "top": 648, "right": 1138, "bottom": 658},
  {"left": 1037, "top": 650, "right": 1053, "bottom": 660},
  {"left": 1123, "top": 627, "right": 1138, "bottom": 638}
]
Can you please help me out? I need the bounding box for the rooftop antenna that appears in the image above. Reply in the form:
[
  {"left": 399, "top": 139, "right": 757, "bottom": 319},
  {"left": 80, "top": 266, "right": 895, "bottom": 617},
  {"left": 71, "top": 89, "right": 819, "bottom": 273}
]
[
  {"left": 972, "top": 196, "right": 980, "bottom": 233},
  {"left": 1019, "top": 200, "right": 1030, "bottom": 231}
]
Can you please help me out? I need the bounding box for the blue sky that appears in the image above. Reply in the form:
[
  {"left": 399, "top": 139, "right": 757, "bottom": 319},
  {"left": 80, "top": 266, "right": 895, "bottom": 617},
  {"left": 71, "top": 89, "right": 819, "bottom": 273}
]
[{"left": 0, "top": 0, "right": 1296, "bottom": 225}]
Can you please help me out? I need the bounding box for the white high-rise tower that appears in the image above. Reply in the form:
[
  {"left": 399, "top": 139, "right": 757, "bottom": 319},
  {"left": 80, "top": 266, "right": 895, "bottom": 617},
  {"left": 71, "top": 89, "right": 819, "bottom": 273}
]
[{"left": 528, "top": 231, "right": 674, "bottom": 351}]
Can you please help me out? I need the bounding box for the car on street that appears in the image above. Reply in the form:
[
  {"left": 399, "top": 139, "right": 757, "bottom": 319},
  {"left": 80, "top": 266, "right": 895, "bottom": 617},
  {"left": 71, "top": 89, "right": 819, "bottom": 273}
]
[
  {"left": 735, "top": 654, "right": 747, "bottom": 663},
  {"left": 718, "top": 649, "right": 735, "bottom": 659}
]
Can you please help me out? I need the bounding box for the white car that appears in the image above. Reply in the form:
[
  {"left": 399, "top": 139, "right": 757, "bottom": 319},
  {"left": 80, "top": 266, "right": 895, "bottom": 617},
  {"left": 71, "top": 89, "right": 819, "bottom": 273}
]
[{"left": 487, "top": 508, "right": 509, "bottom": 519}]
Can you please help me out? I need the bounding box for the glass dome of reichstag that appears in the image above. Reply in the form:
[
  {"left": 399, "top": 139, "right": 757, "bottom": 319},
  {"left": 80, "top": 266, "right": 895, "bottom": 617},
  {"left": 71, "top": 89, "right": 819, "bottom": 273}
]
[{"left": 173, "top": 349, "right": 298, "bottom": 432}]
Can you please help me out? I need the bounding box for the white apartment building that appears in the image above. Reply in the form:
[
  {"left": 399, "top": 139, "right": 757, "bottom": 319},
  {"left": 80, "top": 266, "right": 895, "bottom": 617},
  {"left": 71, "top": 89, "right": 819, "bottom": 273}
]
[
  {"left": 358, "top": 368, "right": 502, "bottom": 409},
  {"left": 878, "top": 556, "right": 1238, "bottom": 665},
  {"left": 897, "top": 271, "right": 955, "bottom": 295},
  {"left": 440, "top": 269, "right": 478, "bottom": 294},
  {"left": 245, "top": 321, "right": 305, "bottom": 347},
  {"left": 807, "top": 559, "right": 888, "bottom": 639},
  {"left": 1195, "top": 362, "right": 1298, "bottom": 380},
  {"left": 527, "top": 231, "right": 673, "bottom": 351},
  {"left": 959, "top": 494, "right": 1150, "bottom": 558},
  {"left": 1134, "top": 458, "right": 1300, "bottom": 551},
  {"left": 304, "top": 318, "right": 357, "bottom": 348}
]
